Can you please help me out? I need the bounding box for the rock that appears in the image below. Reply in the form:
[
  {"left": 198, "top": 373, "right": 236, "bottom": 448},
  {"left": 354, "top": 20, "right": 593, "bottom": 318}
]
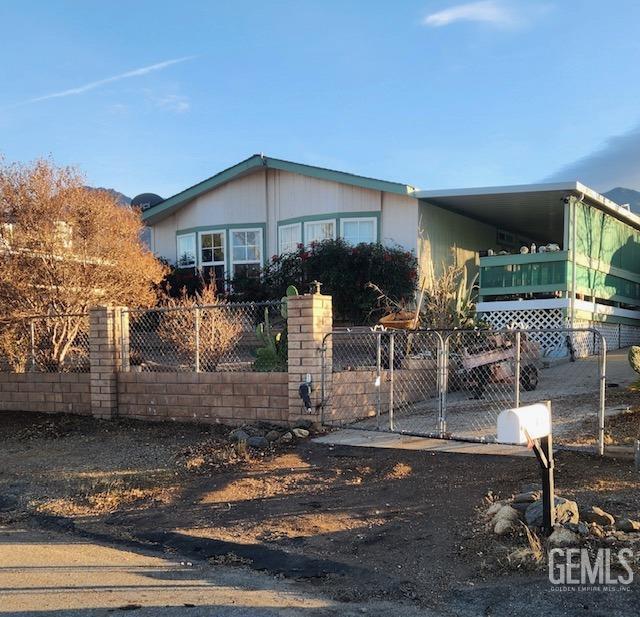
[
  {"left": 486, "top": 502, "right": 505, "bottom": 518},
  {"left": 243, "top": 425, "right": 266, "bottom": 437},
  {"left": 548, "top": 526, "right": 580, "bottom": 547},
  {"left": 583, "top": 506, "right": 615, "bottom": 526},
  {"left": 615, "top": 518, "right": 640, "bottom": 532},
  {"left": 628, "top": 346, "right": 640, "bottom": 375},
  {"left": 265, "top": 430, "right": 281, "bottom": 442},
  {"left": 521, "top": 483, "right": 542, "bottom": 494},
  {"left": 292, "top": 427, "right": 310, "bottom": 439},
  {"left": 293, "top": 419, "right": 313, "bottom": 430},
  {"left": 525, "top": 497, "right": 579, "bottom": 527},
  {"left": 278, "top": 432, "right": 293, "bottom": 443},
  {"left": 247, "top": 435, "right": 269, "bottom": 449},
  {"left": 228, "top": 428, "right": 250, "bottom": 442},
  {"left": 491, "top": 505, "right": 519, "bottom": 527},
  {"left": 565, "top": 522, "right": 590, "bottom": 536},
  {"left": 494, "top": 518, "right": 517, "bottom": 536},
  {"left": 0, "top": 494, "right": 18, "bottom": 512},
  {"left": 511, "top": 502, "right": 530, "bottom": 515},
  {"left": 589, "top": 522, "right": 604, "bottom": 538},
  {"left": 513, "top": 491, "right": 541, "bottom": 504}
]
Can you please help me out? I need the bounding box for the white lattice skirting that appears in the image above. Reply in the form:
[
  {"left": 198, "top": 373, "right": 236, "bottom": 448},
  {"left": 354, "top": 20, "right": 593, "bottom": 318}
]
[
  {"left": 479, "top": 308, "right": 568, "bottom": 355},
  {"left": 479, "top": 307, "right": 640, "bottom": 358}
]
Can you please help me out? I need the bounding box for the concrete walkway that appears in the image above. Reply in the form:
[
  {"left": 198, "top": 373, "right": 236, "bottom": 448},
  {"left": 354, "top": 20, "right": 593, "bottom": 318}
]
[{"left": 314, "top": 429, "right": 533, "bottom": 457}]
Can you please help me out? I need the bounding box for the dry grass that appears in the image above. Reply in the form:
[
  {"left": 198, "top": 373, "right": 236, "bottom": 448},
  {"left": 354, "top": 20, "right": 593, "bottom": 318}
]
[{"left": 33, "top": 477, "right": 179, "bottom": 517}]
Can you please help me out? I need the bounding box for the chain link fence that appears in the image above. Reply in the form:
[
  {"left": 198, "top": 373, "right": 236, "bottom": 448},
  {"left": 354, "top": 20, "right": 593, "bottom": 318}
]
[
  {"left": 322, "top": 327, "right": 611, "bottom": 451},
  {"left": 123, "top": 301, "right": 284, "bottom": 372},
  {"left": 0, "top": 313, "right": 89, "bottom": 373}
]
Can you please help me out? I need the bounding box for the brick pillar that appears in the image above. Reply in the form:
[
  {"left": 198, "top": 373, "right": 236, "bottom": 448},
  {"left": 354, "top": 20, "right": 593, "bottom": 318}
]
[
  {"left": 89, "top": 306, "right": 125, "bottom": 419},
  {"left": 287, "top": 293, "right": 332, "bottom": 425}
]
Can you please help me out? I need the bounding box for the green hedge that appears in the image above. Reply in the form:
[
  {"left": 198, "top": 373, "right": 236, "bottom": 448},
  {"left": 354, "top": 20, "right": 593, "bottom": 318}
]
[{"left": 232, "top": 239, "right": 417, "bottom": 324}]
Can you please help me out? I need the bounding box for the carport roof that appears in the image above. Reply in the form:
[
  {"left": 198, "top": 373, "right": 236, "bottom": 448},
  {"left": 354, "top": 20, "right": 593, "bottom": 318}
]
[{"left": 413, "top": 181, "right": 640, "bottom": 239}]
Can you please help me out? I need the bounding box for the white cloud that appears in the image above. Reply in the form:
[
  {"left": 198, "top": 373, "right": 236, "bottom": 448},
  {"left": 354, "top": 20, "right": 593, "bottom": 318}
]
[
  {"left": 21, "top": 56, "right": 196, "bottom": 105},
  {"left": 155, "top": 94, "right": 190, "bottom": 114},
  {"left": 423, "top": 1, "right": 517, "bottom": 28},
  {"left": 544, "top": 123, "right": 640, "bottom": 192}
]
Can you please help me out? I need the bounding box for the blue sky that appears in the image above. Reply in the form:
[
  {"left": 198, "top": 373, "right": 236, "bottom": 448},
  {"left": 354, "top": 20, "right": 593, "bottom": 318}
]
[{"left": 1, "top": 0, "right": 639, "bottom": 198}]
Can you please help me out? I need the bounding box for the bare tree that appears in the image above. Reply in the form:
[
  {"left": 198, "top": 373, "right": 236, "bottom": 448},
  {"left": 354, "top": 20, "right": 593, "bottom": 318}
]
[
  {"left": 0, "top": 157, "right": 166, "bottom": 370},
  {"left": 157, "top": 283, "right": 243, "bottom": 371}
]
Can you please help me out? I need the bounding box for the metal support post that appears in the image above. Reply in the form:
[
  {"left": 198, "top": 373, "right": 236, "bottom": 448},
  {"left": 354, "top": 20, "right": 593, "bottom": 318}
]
[
  {"left": 194, "top": 306, "right": 201, "bottom": 373},
  {"left": 375, "top": 333, "right": 382, "bottom": 430},
  {"left": 514, "top": 330, "right": 521, "bottom": 408},
  {"left": 29, "top": 319, "right": 36, "bottom": 372},
  {"left": 598, "top": 334, "right": 607, "bottom": 456},
  {"left": 388, "top": 332, "right": 395, "bottom": 432}
]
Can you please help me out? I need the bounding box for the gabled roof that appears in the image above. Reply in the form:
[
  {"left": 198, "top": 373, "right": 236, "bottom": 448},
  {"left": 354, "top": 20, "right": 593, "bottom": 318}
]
[{"left": 142, "top": 154, "right": 416, "bottom": 224}]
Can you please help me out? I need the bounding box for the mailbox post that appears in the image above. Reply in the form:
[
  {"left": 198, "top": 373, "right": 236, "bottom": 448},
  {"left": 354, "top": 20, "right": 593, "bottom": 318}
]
[
  {"left": 497, "top": 401, "right": 555, "bottom": 534},
  {"left": 531, "top": 429, "right": 555, "bottom": 534}
]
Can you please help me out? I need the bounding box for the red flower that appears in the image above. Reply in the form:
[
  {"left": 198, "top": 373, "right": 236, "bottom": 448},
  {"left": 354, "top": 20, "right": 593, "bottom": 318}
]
[
  {"left": 271, "top": 254, "right": 279, "bottom": 262},
  {"left": 296, "top": 243, "right": 304, "bottom": 250},
  {"left": 409, "top": 269, "right": 417, "bottom": 280},
  {"left": 384, "top": 253, "right": 392, "bottom": 262},
  {"left": 300, "top": 251, "right": 310, "bottom": 261}
]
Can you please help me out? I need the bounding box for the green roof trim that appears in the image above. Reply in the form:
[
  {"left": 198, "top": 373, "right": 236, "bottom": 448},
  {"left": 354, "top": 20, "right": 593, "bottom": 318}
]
[{"left": 142, "top": 154, "right": 415, "bottom": 223}]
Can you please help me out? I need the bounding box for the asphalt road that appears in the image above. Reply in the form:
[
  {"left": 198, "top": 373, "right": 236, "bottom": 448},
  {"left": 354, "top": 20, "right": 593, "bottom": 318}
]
[
  {"left": 0, "top": 527, "right": 429, "bottom": 617},
  {"left": 2, "top": 526, "right": 640, "bottom": 616}
]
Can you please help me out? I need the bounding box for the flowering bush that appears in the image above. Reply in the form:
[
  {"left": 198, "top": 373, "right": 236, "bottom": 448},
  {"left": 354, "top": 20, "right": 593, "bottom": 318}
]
[{"left": 232, "top": 239, "right": 417, "bottom": 324}]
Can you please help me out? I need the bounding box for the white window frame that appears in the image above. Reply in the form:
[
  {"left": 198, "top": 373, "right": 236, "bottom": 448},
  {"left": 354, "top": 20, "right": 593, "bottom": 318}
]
[
  {"left": 198, "top": 229, "right": 226, "bottom": 268},
  {"left": 176, "top": 232, "right": 197, "bottom": 267},
  {"left": 230, "top": 227, "right": 263, "bottom": 277},
  {"left": 339, "top": 217, "right": 378, "bottom": 245},
  {"left": 304, "top": 218, "right": 336, "bottom": 246},
  {"left": 278, "top": 222, "right": 302, "bottom": 255}
]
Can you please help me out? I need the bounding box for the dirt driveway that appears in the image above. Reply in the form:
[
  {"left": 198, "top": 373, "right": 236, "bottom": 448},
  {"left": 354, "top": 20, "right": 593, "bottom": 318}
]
[{"left": 1, "top": 411, "right": 640, "bottom": 615}]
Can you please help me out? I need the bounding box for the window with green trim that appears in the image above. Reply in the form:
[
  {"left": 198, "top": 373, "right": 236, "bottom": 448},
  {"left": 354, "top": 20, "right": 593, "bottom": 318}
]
[
  {"left": 340, "top": 217, "right": 377, "bottom": 245},
  {"left": 231, "top": 228, "right": 263, "bottom": 278},
  {"left": 279, "top": 222, "right": 302, "bottom": 254},
  {"left": 199, "top": 230, "right": 226, "bottom": 289},
  {"left": 304, "top": 219, "right": 335, "bottom": 245},
  {"left": 176, "top": 233, "right": 196, "bottom": 267}
]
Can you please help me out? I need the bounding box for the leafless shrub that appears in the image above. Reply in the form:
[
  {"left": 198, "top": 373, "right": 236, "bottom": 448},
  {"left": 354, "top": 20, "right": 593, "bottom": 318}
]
[
  {"left": 157, "top": 283, "right": 242, "bottom": 371},
  {"left": 0, "top": 156, "right": 166, "bottom": 371}
]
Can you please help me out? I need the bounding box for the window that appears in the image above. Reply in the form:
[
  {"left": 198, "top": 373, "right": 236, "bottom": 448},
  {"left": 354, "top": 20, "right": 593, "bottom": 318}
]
[
  {"left": 304, "top": 219, "right": 336, "bottom": 246},
  {"left": 231, "top": 228, "right": 263, "bottom": 278},
  {"left": 199, "top": 230, "right": 226, "bottom": 289},
  {"left": 340, "top": 217, "right": 377, "bottom": 245},
  {"left": 279, "top": 223, "right": 302, "bottom": 254},
  {"left": 200, "top": 231, "right": 225, "bottom": 265},
  {"left": 176, "top": 233, "right": 196, "bottom": 267}
]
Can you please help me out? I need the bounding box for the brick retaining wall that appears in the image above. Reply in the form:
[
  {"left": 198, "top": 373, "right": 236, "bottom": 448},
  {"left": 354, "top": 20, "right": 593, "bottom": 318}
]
[
  {"left": 117, "top": 371, "right": 289, "bottom": 425},
  {"left": 0, "top": 373, "right": 91, "bottom": 415}
]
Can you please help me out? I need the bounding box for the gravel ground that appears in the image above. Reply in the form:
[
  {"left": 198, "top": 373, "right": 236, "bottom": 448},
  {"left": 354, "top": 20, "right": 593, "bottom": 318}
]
[{"left": 1, "top": 411, "right": 640, "bottom": 614}]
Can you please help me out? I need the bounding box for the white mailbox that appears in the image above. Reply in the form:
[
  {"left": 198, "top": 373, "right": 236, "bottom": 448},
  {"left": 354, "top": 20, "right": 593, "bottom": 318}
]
[{"left": 497, "top": 403, "right": 551, "bottom": 445}]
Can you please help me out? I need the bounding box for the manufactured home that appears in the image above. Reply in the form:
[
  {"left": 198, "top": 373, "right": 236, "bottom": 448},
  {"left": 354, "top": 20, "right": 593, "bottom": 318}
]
[{"left": 142, "top": 155, "right": 640, "bottom": 349}]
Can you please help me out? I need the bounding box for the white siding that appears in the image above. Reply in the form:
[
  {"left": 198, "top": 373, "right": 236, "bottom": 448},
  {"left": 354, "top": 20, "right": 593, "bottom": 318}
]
[
  {"left": 150, "top": 167, "right": 419, "bottom": 263},
  {"left": 273, "top": 170, "right": 381, "bottom": 220},
  {"left": 381, "top": 193, "right": 418, "bottom": 253}
]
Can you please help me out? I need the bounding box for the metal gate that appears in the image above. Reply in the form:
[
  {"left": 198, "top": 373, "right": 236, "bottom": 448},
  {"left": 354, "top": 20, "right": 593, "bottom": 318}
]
[{"left": 321, "top": 327, "right": 607, "bottom": 452}]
